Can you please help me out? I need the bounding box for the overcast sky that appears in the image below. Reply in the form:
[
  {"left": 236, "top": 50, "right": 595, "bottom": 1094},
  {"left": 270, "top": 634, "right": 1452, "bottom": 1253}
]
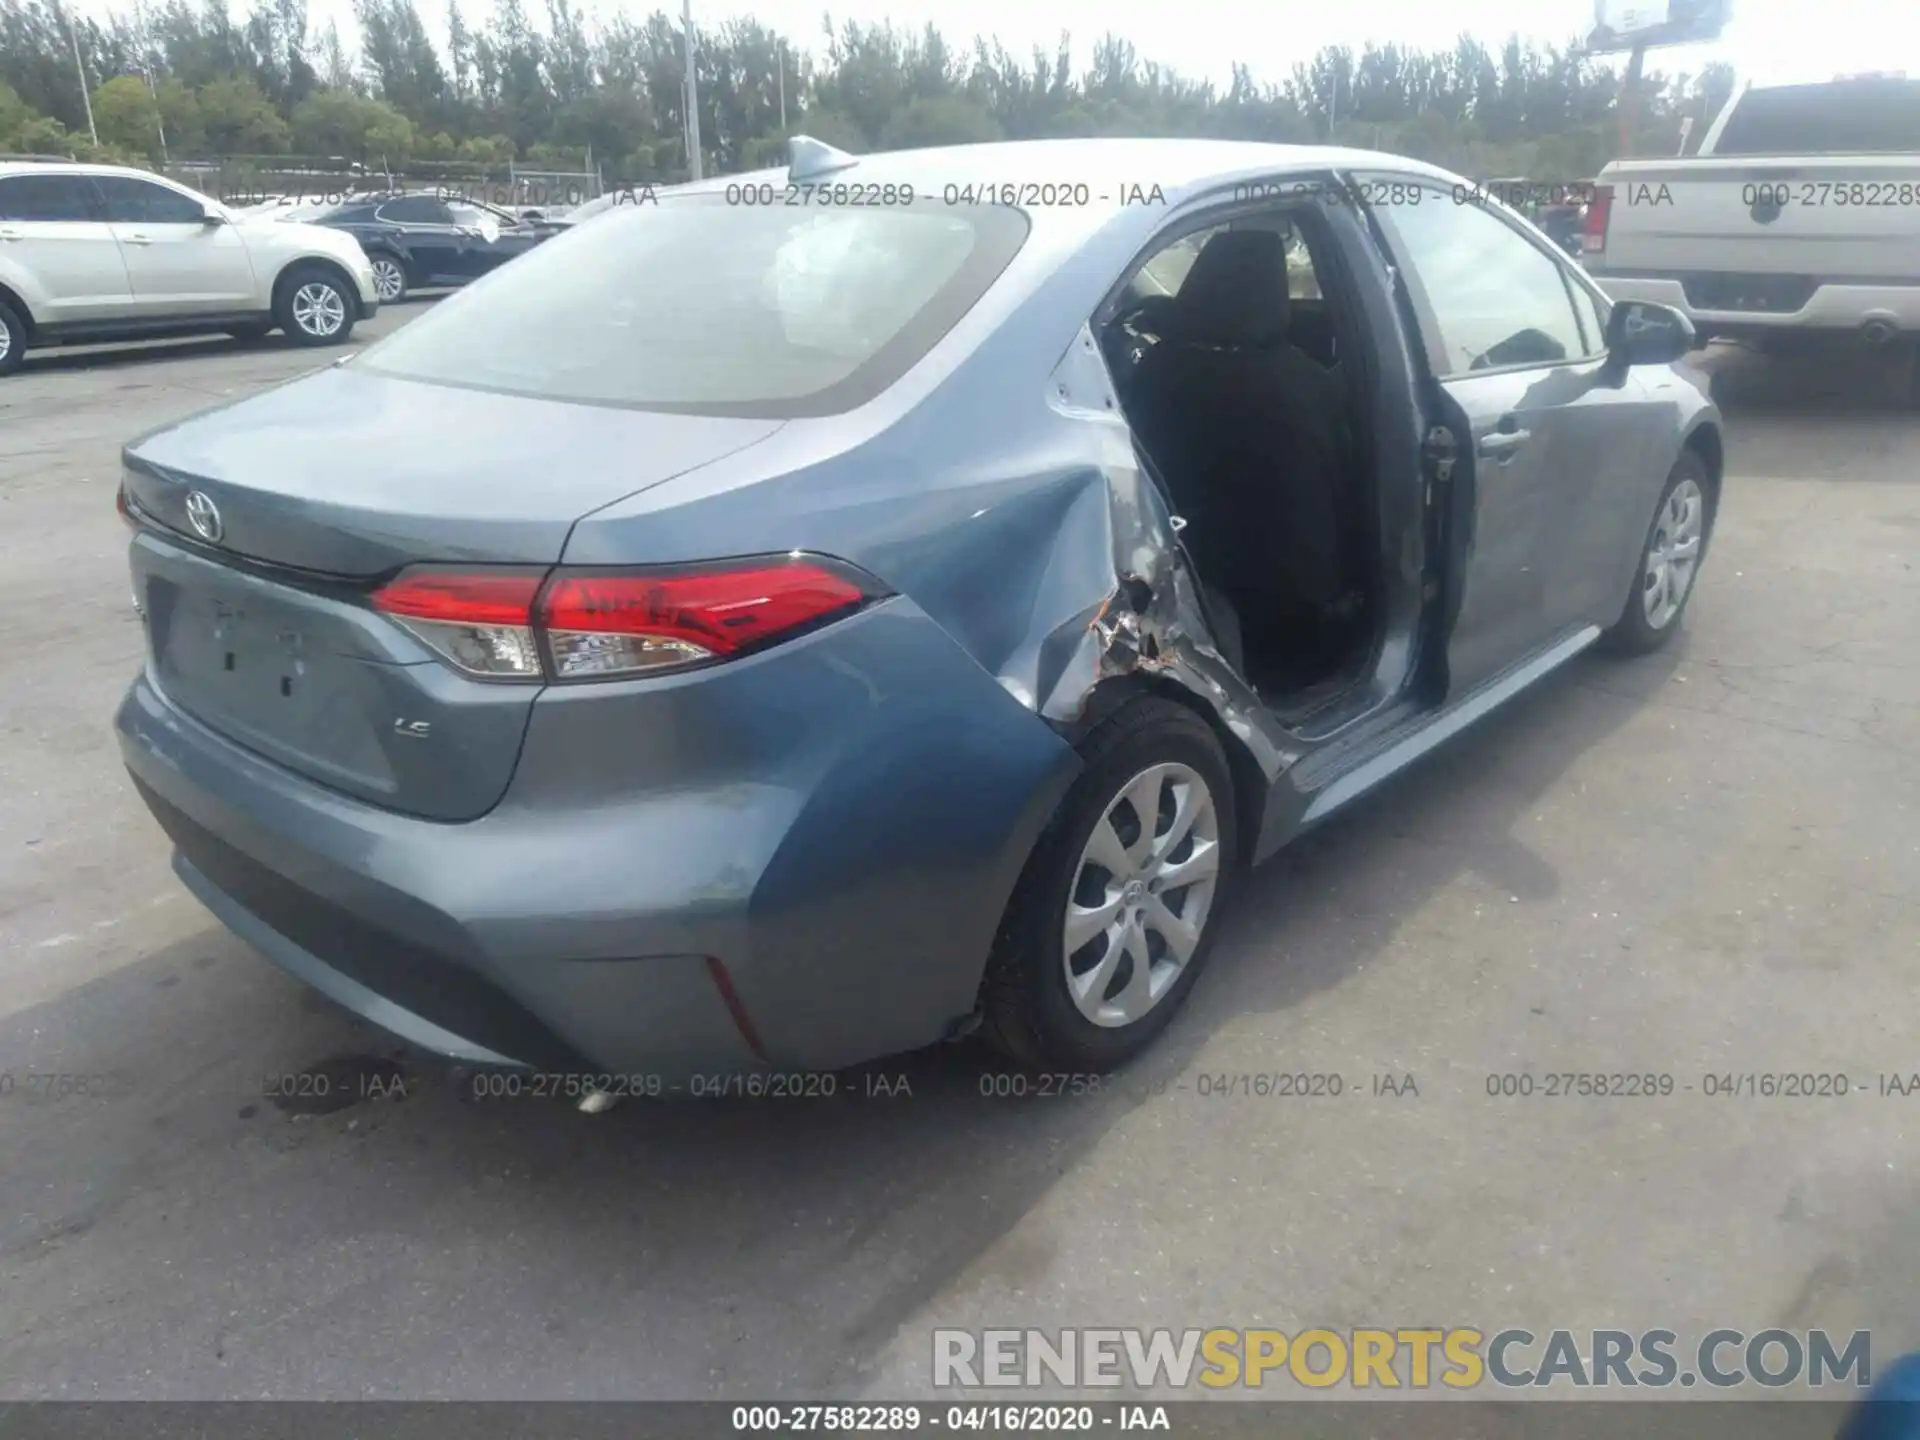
[{"left": 69, "top": 0, "right": 1919, "bottom": 92}]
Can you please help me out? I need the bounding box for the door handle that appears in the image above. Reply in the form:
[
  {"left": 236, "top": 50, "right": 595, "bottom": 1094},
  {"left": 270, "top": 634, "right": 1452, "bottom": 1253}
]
[
  {"left": 1478, "top": 429, "right": 1532, "bottom": 456},
  {"left": 123, "top": 232, "right": 153, "bottom": 245},
  {"left": 0, "top": 226, "right": 21, "bottom": 241}
]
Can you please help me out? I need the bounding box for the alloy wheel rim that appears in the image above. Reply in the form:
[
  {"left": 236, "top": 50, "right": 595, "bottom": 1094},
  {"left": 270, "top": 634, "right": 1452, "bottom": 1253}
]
[
  {"left": 293, "top": 283, "right": 347, "bottom": 337},
  {"left": 372, "top": 260, "right": 404, "bottom": 302},
  {"left": 1642, "top": 477, "right": 1705, "bottom": 631},
  {"left": 1063, "top": 761, "right": 1221, "bottom": 1028},
  {"left": 0, "top": 315, "right": 11, "bottom": 363}
]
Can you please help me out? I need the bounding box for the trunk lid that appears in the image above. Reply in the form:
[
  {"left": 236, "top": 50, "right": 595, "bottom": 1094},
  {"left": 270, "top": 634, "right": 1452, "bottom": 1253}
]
[
  {"left": 125, "top": 366, "right": 785, "bottom": 821},
  {"left": 1595, "top": 156, "right": 1920, "bottom": 282},
  {"left": 123, "top": 365, "right": 785, "bottom": 576}
]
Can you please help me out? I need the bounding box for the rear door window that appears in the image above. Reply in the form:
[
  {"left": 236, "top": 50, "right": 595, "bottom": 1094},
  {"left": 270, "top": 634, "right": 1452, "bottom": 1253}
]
[
  {"left": 376, "top": 196, "right": 455, "bottom": 225},
  {"left": 0, "top": 173, "right": 102, "bottom": 222},
  {"left": 355, "top": 196, "right": 1031, "bottom": 417}
]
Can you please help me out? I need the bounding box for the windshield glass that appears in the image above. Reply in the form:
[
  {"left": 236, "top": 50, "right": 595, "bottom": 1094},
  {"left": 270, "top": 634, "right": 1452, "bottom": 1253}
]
[{"left": 354, "top": 195, "right": 1030, "bottom": 416}]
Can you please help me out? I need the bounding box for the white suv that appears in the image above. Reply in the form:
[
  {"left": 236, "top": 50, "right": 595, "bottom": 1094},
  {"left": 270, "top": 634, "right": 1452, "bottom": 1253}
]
[{"left": 0, "top": 161, "right": 380, "bottom": 376}]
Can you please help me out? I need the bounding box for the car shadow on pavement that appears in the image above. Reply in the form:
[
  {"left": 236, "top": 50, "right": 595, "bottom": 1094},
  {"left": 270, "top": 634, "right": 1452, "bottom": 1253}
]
[
  {"left": 16, "top": 298, "right": 439, "bottom": 378},
  {"left": 21, "top": 332, "right": 358, "bottom": 376},
  {"left": 0, "top": 645, "right": 1674, "bottom": 1399},
  {"left": 1700, "top": 338, "right": 1920, "bottom": 416}
]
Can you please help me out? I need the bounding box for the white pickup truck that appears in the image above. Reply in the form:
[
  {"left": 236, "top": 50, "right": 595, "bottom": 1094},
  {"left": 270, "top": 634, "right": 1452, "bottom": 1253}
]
[{"left": 1584, "top": 76, "right": 1920, "bottom": 352}]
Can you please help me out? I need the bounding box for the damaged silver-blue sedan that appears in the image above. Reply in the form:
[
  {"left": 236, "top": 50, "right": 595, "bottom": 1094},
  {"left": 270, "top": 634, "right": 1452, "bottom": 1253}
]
[{"left": 115, "top": 136, "right": 1723, "bottom": 1078}]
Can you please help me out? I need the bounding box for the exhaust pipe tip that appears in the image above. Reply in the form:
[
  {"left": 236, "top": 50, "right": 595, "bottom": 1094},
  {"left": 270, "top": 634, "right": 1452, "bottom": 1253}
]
[{"left": 1861, "top": 319, "right": 1899, "bottom": 347}]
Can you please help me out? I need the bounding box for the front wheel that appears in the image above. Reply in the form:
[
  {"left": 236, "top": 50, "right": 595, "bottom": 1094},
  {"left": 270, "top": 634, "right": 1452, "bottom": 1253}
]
[
  {"left": 1600, "top": 450, "right": 1714, "bottom": 656},
  {"left": 274, "top": 266, "right": 357, "bottom": 347},
  {"left": 980, "top": 696, "right": 1238, "bottom": 1071}
]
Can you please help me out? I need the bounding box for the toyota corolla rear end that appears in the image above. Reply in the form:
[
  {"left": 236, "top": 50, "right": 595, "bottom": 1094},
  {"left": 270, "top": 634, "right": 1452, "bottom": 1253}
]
[{"left": 114, "top": 186, "right": 1082, "bottom": 1078}]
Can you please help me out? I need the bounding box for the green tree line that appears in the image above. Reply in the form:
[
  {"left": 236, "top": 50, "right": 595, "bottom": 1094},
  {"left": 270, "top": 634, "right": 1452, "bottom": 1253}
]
[{"left": 1, "top": 0, "right": 1737, "bottom": 182}]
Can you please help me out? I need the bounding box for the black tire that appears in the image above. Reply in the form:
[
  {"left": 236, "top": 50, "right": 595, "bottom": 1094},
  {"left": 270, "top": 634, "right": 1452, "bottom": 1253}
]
[
  {"left": 0, "top": 297, "right": 25, "bottom": 376},
  {"left": 367, "top": 253, "right": 408, "bottom": 304},
  {"left": 1600, "top": 449, "right": 1715, "bottom": 656},
  {"left": 981, "top": 696, "right": 1239, "bottom": 1071},
  {"left": 273, "top": 264, "right": 357, "bottom": 347}
]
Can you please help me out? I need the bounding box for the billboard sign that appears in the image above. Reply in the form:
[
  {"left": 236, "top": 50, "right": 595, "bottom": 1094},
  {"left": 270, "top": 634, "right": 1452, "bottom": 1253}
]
[{"left": 1586, "top": 0, "right": 1730, "bottom": 52}]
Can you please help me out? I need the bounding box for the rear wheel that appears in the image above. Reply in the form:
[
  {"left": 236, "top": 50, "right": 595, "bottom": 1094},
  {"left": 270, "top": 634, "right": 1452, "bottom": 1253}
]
[
  {"left": 1600, "top": 450, "right": 1714, "bottom": 656},
  {"left": 368, "top": 254, "right": 408, "bottom": 304},
  {"left": 0, "top": 297, "right": 24, "bottom": 376},
  {"left": 981, "top": 696, "right": 1237, "bottom": 1071},
  {"left": 275, "top": 265, "right": 357, "bottom": 347}
]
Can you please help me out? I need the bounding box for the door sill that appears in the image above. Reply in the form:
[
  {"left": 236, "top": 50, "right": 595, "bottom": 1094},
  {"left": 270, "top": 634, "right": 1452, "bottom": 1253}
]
[{"left": 1294, "top": 624, "right": 1601, "bottom": 828}]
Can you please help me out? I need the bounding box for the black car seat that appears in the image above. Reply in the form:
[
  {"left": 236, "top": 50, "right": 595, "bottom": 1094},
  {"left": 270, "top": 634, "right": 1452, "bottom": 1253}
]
[{"left": 1125, "top": 229, "right": 1353, "bottom": 628}]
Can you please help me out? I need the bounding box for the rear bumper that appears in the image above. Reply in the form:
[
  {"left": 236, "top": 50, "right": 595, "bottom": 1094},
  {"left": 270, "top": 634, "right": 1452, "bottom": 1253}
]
[
  {"left": 1587, "top": 269, "right": 1920, "bottom": 335},
  {"left": 116, "top": 600, "right": 1079, "bottom": 1077}
]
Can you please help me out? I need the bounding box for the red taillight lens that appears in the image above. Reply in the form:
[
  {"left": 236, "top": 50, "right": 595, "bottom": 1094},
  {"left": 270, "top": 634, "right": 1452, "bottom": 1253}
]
[
  {"left": 371, "top": 568, "right": 546, "bottom": 680},
  {"left": 371, "top": 570, "right": 546, "bottom": 627},
  {"left": 369, "top": 555, "right": 883, "bottom": 683},
  {"left": 1582, "top": 184, "right": 1613, "bottom": 255},
  {"left": 116, "top": 484, "right": 135, "bottom": 526},
  {"left": 541, "top": 559, "right": 873, "bottom": 679}
]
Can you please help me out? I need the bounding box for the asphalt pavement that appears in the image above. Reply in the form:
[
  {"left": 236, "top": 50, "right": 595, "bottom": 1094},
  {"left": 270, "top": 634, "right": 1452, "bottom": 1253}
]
[{"left": 0, "top": 314, "right": 1916, "bottom": 1399}]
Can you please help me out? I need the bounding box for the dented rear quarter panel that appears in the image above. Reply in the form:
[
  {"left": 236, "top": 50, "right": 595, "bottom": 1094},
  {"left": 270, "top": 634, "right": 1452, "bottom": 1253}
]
[{"left": 565, "top": 144, "right": 1449, "bottom": 866}]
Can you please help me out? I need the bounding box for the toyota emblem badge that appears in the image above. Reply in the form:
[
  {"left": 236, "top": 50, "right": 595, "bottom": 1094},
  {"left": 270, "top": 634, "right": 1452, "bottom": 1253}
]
[{"left": 185, "top": 490, "right": 224, "bottom": 543}]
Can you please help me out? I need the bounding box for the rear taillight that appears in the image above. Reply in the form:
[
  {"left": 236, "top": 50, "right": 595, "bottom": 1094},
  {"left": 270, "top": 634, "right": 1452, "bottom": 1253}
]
[
  {"left": 370, "top": 568, "right": 548, "bottom": 679},
  {"left": 370, "top": 554, "right": 885, "bottom": 683},
  {"left": 541, "top": 562, "right": 873, "bottom": 678},
  {"left": 116, "top": 484, "right": 135, "bottom": 527},
  {"left": 1582, "top": 184, "right": 1613, "bottom": 256}
]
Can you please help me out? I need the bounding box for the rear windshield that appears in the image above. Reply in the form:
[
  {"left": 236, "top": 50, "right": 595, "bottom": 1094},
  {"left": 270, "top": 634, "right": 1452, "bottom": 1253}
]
[
  {"left": 354, "top": 195, "right": 1030, "bottom": 417},
  {"left": 1715, "top": 81, "right": 1920, "bottom": 154}
]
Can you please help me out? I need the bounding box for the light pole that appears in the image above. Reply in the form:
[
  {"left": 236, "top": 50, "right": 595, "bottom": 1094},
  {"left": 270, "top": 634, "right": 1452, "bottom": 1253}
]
[
  {"left": 681, "top": 0, "right": 703, "bottom": 180},
  {"left": 61, "top": 3, "right": 99, "bottom": 147},
  {"left": 147, "top": 64, "right": 168, "bottom": 161},
  {"left": 778, "top": 39, "right": 787, "bottom": 131}
]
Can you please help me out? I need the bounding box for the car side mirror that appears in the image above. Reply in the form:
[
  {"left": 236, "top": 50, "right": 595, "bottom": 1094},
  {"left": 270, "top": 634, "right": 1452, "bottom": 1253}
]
[
  {"left": 200, "top": 209, "right": 227, "bottom": 227},
  {"left": 1606, "top": 300, "right": 1694, "bottom": 368}
]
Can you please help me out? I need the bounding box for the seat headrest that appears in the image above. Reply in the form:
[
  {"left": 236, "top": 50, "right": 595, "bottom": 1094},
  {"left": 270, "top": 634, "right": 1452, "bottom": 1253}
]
[{"left": 1158, "top": 230, "right": 1292, "bottom": 348}]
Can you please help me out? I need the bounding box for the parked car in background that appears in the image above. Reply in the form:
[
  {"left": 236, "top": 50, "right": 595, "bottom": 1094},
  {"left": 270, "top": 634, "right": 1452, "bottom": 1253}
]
[
  {"left": 116, "top": 136, "right": 1720, "bottom": 1081},
  {"left": 0, "top": 160, "right": 378, "bottom": 376},
  {"left": 1586, "top": 75, "right": 1920, "bottom": 356},
  {"left": 309, "top": 192, "right": 564, "bottom": 302}
]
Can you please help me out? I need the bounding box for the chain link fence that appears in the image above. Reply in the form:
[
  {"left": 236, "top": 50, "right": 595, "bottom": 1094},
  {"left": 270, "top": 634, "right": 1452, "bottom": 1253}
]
[{"left": 162, "top": 157, "right": 604, "bottom": 216}]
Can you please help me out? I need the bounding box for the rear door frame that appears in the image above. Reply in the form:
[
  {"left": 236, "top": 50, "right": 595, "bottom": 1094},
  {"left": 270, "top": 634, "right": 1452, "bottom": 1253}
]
[{"left": 1086, "top": 170, "right": 1446, "bottom": 859}]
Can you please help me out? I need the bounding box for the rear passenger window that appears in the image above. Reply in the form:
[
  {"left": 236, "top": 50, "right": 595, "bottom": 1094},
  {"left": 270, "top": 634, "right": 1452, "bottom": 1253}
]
[
  {"left": 377, "top": 197, "right": 454, "bottom": 225},
  {"left": 0, "top": 174, "right": 99, "bottom": 222},
  {"left": 1716, "top": 80, "right": 1920, "bottom": 154}
]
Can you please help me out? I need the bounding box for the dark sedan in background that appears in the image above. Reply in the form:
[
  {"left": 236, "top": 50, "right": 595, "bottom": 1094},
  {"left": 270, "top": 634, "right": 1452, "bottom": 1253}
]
[{"left": 311, "top": 192, "right": 563, "bottom": 303}]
